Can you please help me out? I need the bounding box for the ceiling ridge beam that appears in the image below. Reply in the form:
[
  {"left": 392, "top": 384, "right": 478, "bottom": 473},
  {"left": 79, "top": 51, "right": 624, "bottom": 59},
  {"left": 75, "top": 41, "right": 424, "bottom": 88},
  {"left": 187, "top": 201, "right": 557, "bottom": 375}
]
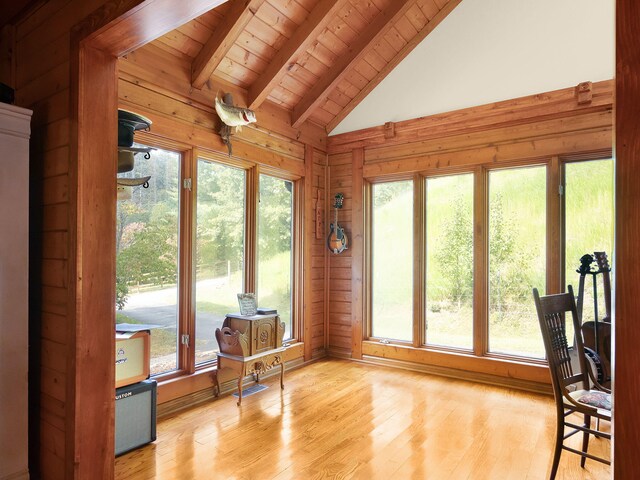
[
  {"left": 326, "top": 0, "right": 463, "bottom": 133},
  {"left": 191, "top": 0, "right": 266, "bottom": 90},
  {"left": 247, "top": 0, "right": 349, "bottom": 111},
  {"left": 291, "top": 0, "right": 416, "bottom": 128}
]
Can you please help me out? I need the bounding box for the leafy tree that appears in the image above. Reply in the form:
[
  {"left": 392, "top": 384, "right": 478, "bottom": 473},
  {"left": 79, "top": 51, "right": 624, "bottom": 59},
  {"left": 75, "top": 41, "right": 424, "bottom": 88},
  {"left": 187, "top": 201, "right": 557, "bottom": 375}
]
[
  {"left": 488, "top": 193, "right": 531, "bottom": 321},
  {"left": 434, "top": 195, "right": 473, "bottom": 308}
]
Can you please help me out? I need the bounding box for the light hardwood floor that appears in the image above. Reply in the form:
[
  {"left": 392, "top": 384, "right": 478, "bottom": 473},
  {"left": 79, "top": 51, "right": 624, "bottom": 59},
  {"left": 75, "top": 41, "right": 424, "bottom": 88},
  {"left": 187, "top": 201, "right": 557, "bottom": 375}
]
[{"left": 115, "top": 359, "right": 611, "bottom": 479}]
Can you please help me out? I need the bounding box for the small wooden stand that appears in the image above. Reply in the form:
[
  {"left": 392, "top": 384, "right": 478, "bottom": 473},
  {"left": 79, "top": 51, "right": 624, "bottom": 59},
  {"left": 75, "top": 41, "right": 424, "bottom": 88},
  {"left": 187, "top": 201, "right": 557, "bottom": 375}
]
[{"left": 214, "top": 313, "right": 285, "bottom": 405}]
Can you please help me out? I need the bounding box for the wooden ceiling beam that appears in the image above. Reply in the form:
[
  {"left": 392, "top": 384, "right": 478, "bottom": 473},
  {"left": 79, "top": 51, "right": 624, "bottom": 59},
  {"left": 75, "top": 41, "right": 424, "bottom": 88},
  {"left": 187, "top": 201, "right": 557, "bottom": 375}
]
[
  {"left": 191, "top": 0, "right": 265, "bottom": 89},
  {"left": 247, "top": 0, "right": 349, "bottom": 111},
  {"left": 291, "top": 0, "right": 416, "bottom": 128},
  {"left": 326, "top": 0, "right": 463, "bottom": 133}
]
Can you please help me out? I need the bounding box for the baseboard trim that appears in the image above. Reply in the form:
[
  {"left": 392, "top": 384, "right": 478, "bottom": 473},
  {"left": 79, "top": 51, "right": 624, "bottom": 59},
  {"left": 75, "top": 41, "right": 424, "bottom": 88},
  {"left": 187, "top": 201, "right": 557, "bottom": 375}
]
[
  {"left": 326, "top": 346, "right": 351, "bottom": 359},
  {"left": 350, "top": 354, "right": 552, "bottom": 395}
]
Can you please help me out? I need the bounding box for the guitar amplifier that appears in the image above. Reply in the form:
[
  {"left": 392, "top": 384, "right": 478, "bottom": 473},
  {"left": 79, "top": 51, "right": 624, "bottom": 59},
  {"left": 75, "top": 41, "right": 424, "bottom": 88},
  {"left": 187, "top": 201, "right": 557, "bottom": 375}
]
[{"left": 115, "top": 380, "right": 157, "bottom": 456}]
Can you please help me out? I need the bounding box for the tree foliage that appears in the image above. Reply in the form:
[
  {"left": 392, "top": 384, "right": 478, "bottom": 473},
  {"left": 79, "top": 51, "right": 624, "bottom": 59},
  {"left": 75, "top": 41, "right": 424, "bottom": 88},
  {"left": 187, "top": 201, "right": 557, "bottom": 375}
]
[{"left": 434, "top": 195, "right": 473, "bottom": 307}]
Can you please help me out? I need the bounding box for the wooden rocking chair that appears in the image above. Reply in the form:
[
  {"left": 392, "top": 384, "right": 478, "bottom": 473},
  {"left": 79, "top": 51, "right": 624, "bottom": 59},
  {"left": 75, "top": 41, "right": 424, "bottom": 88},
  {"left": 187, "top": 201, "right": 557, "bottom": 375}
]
[{"left": 532, "top": 286, "right": 611, "bottom": 479}]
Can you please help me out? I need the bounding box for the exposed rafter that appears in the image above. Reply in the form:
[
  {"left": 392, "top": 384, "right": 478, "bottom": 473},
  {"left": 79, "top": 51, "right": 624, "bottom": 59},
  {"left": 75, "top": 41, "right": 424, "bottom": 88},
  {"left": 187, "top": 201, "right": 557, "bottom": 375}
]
[
  {"left": 326, "top": 0, "right": 463, "bottom": 133},
  {"left": 191, "top": 0, "right": 265, "bottom": 89},
  {"left": 247, "top": 0, "right": 349, "bottom": 111},
  {"left": 291, "top": 0, "right": 415, "bottom": 128}
]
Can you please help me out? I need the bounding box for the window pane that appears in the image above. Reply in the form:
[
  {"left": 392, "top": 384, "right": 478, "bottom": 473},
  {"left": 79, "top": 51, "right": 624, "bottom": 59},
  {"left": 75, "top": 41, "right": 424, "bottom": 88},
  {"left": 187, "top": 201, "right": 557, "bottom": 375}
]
[
  {"left": 116, "top": 147, "right": 180, "bottom": 375},
  {"left": 195, "top": 160, "right": 245, "bottom": 364},
  {"left": 426, "top": 174, "right": 474, "bottom": 349},
  {"left": 564, "top": 159, "right": 614, "bottom": 343},
  {"left": 488, "top": 166, "right": 546, "bottom": 358},
  {"left": 258, "top": 175, "right": 294, "bottom": 340},
  {"left": 371, "top": 181, "right": 413, "bottom": 341}
]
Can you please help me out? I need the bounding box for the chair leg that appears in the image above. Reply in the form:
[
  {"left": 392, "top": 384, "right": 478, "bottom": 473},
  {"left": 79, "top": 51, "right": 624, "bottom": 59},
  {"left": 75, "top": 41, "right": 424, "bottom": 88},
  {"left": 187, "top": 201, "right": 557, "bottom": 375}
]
[
  {"left": 581, "top": 415, "right": 591, "bottom": 468},
  {"left": 550, "top": 414, "right": 564, "bottom": 480}
]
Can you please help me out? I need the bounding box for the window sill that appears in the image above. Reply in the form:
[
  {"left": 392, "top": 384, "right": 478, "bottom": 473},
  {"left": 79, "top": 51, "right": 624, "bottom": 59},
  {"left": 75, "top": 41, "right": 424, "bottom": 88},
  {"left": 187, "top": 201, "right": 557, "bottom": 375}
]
[{"left": 361, "top": 340, "right": 550, "bottom": 385}]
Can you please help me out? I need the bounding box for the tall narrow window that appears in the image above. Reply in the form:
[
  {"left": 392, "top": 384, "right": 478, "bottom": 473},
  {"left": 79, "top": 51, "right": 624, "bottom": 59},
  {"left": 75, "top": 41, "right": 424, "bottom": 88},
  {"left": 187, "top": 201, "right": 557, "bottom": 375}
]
[
  {"left": 194, "top": 160, "right": 246, "bottom": 364},
  {"left": 116, "top": 147, "right": 181, "bottom": 375},
  {"left": 564, "top": 159, "right": 614, "bottom": 341},
  {"left": 425, "top": 174, "right": 474, "bottom": 349},
  {"left": 488, "top": 166, "right": 546, "bottom": 358},
  {"left": 258, "top": 174, "right": 294, "bottom": 339},
  {"left": 371, "top": 181, "right": 413, "bottom": 341}
]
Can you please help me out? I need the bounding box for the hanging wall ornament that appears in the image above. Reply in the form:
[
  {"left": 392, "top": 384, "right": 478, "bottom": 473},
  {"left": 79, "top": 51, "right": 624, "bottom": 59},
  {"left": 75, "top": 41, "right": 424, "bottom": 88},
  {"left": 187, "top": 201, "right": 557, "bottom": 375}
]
[
  {"left": 214, "top": 92, "right": 257, "bottom": 156},
  {"left": 117, "top": 110, "right": 154, "bottom": 197}
]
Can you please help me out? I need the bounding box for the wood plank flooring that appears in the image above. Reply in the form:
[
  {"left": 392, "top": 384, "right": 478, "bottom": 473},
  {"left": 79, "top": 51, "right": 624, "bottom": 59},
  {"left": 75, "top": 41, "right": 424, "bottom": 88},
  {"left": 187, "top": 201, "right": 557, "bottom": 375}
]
[{"left": 115, "top": 359, "right": 611, "bottom": 479}]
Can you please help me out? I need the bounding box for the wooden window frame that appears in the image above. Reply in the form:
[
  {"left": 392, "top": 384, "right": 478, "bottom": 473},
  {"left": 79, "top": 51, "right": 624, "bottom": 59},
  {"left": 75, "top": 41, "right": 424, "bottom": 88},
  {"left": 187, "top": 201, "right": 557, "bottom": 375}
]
[
  {"left": 125, "top": 133, "right": 305, "bottom": 381},
  {"left": 364, "top": 151, "right": 613, "bottom": 369}
]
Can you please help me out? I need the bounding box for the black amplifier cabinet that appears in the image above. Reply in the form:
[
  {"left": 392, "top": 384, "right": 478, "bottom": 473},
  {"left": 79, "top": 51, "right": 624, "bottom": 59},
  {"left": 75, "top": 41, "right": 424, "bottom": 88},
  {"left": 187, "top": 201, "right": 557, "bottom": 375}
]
[{"left": 115, "top": 379, "right": 157, "bottom": 456}]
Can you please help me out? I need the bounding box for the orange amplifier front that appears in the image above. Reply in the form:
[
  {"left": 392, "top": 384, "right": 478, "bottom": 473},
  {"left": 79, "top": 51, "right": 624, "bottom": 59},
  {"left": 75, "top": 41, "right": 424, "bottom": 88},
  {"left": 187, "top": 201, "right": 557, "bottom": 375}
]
[{"left": 115, "top": 330, "right": 150, "bottom": 388}]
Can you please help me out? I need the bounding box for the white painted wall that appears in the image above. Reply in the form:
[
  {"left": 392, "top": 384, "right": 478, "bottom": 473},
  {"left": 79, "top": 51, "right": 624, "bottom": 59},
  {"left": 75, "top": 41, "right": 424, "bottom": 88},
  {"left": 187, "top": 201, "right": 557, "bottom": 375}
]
[{"left": 330, "top": 0, "right": 615, "bottom": 135}]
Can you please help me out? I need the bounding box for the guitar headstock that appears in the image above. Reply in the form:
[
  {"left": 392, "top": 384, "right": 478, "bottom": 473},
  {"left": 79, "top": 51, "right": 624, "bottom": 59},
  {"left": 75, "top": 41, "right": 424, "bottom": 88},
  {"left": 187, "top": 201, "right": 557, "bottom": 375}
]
[
  {"left": 594, "top": 251, "right": 611, "bottom": 273},
  {"left": 333, "top": 193, "right": 344, "bottom": 209}
]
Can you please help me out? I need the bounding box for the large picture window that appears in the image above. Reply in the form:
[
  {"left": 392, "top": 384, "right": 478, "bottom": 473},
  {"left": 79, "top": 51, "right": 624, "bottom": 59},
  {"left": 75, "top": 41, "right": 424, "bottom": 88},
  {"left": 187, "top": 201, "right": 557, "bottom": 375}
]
[
  {"left": 371, "top": 181, "right": 413, "bottom": 341},
  {"left": 564, "top": 159, "right": 614, "bottom": 341},
  {"left": 367, "top": 157, "right": 611, "bottom": 364},
  {"left": 194, "top": 160, "right": 246, "bottom": 364},
  {"left": 116, "top": 147, "right": 181, "bottom": 375},
  {"left": 425, "top": 174, "right": 474, "bottom": 350},
  {"left": 115, "top": 143, "right": 301, "bottom": 381},
  {"left": 258, "top": 174, "right": 294, "bottom": 340},
  {"left": 488, "top": 166, "right": 546, "bottom": 358}
]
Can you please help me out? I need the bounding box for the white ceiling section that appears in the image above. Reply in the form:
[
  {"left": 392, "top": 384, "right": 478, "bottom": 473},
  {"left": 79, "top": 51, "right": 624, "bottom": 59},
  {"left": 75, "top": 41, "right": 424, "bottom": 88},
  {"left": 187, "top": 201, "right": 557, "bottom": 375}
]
[{"left": 330, "top": 0, "right": 615, "bottom": 135}]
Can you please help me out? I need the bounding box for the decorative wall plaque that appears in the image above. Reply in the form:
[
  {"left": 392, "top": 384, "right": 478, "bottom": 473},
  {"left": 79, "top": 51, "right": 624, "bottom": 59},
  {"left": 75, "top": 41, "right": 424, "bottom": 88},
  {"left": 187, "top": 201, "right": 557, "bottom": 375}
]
[{"left": 237, "top": 293, "right": 257, "bottom": 316}]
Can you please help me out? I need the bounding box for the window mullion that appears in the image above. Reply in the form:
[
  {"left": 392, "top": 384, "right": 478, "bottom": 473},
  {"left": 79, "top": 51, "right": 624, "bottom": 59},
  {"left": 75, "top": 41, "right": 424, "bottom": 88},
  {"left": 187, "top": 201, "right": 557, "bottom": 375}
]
[
  {"left": 179, "top": 147, "right": 195, "bottom": 373},
  {"left": 413, "top": 174, "right": 425, "bottom": 347},
  {"left": 473, "top": 167, "right": 488, "bottom": 356},
  {"left": 245, "top": 166, "right": 258, "bottom": 294},
  {"left": 547, "top": 156, "right": 562, "bottom": 295}
]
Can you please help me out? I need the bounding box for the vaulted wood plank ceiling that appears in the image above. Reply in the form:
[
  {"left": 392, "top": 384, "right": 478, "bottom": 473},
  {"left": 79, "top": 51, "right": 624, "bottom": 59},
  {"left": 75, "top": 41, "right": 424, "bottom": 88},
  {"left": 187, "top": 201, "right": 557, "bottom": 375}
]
[{"left": 152, "top": 0, "right": 462, "bottom": 133}]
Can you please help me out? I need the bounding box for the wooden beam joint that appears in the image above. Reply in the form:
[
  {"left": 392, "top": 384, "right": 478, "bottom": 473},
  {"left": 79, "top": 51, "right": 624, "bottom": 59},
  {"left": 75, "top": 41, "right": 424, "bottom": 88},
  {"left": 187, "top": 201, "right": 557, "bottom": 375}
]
[
  {"left": 576, "top": 81, "right": 593, "bottom": 105},
  {"left": 384, "top": 121, "right": 396, "bottom": 139}
]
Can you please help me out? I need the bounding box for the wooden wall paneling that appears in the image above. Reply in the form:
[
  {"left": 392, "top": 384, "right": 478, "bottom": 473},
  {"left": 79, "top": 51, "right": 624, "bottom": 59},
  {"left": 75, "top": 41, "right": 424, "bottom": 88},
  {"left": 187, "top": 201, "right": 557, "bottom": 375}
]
[
  {"left": 158, "top": 27, "right": 203, "bottom": 58},
  {"left": 328, "top": 80, "right": 614, "bottom": 153},
  {"left": 362, "top": 111, "right": 612, "bottom": 164},
  {"left": 312, "top": 149, "right": 327, "bottom": 355},
  {"left": 1, "top": 25, "right": 15, "bottom": 87},
  {"left": 412, "top": 174, "right": 425, "bottom": 347},
  {"left": 325, "top": 0, "right": 462, "bottom": 132},
  {"left": 118, "top": 97, "right": 306, "bottom": 177},
  {"left": 16, "top": 30, "right": 70, "bottom": 89},
  {"left": 472, "top": 167, "right": 487, "bottom": 356},
  {"left": 350, "top": 148, "right": 364, "bottom": 359},
  {"left": 546, "top": 156, "right": 562, "bottom": 295},
  {"left": 361, "top": 341, "right": 550, "bottom": 387},
  {"left": 291, "top": 0, "right": 415, "bottom": 127},
  {"left": 67, "top": 42, "right": 117, "bottom": 479},
  {"left": 303, "top": 144, "right": 314, "bottom": 360},
  {"left": 117, "top": 80, "right": 306, "bottom": 161},
  {"left": 615, "top": 0, "right": 640, "bottom": 474},
  {"left": 117, "top": 43, "right": 327, "bottom": 150},
  {"left": 361, "top": 128, "right": 612, "bottom": 178},
  {"left": 327, "top": 151, "right": 354, "bottom": 356}
]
